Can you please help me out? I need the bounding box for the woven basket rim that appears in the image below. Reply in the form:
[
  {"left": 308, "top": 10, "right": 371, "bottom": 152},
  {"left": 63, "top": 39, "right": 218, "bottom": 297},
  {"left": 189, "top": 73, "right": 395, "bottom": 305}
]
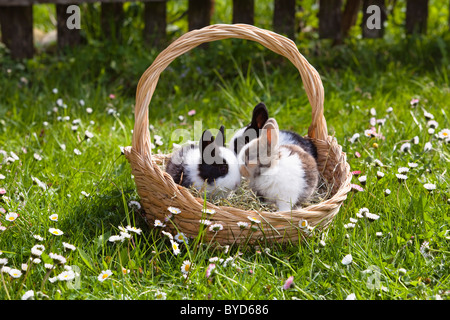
[{"left": 124, "top": 24, "right": 352, "bottom": 244}]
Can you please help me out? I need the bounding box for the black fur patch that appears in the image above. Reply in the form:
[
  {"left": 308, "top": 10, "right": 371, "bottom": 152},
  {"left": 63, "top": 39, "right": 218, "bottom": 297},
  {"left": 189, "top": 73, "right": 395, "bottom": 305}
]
[{"left": 198, "top": 159, "right": 228, "bottom": 185}]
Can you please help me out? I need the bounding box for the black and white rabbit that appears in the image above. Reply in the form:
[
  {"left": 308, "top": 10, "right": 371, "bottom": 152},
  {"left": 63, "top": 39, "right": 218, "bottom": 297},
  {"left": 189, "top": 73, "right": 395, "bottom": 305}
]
[
  {"left": 230, "top": 102, "right": 318, "bottom": 160},
  {"left": 238, "top": 118, "right": 319, "bottom": 211},
  {"left": 166, "top": 125, "right": 241, "bottom": 195}
]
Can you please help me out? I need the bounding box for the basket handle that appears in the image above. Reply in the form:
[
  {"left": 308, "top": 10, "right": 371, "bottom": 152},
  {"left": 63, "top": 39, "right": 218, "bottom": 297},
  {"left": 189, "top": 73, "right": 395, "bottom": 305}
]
[{"left": 132, "top": 24, "right": 327, "bottom": 158}]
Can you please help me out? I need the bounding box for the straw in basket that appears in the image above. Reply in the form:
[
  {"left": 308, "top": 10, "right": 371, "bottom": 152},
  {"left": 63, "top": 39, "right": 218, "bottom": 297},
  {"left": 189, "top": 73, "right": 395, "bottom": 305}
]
[{"left": 123, "top": 24, "right": 352, "bottom": 245}]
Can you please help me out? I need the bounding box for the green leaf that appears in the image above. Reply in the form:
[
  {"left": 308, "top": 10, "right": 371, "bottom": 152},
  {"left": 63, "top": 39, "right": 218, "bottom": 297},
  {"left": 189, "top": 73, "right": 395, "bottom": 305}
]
[{"left": 77, "top": 247, "right": 94, "bottom": 271}]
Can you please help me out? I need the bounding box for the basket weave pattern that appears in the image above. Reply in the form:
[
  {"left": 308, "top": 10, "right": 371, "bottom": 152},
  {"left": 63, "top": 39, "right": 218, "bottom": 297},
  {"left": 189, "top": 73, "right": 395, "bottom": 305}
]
[{"left": 124, "top": 24, "right": 352, "bottom": 244}]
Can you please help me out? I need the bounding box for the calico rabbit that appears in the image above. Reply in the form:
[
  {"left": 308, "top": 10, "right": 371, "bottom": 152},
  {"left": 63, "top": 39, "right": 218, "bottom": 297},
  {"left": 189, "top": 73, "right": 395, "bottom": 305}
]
[
  {"left": 166, "top": 125, "right": 241, "bottom": 195},
  {"left": 238, "top": 118, "right": 319, "bottom": 211},
  {"left": 230, "top": 102, "right": 318, "bottom": 160}
]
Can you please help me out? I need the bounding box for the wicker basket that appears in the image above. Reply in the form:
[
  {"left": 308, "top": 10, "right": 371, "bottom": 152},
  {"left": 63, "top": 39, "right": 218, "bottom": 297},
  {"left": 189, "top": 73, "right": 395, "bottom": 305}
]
[{"left": 123, "top": 24, "right": 352, "bottom": 245}]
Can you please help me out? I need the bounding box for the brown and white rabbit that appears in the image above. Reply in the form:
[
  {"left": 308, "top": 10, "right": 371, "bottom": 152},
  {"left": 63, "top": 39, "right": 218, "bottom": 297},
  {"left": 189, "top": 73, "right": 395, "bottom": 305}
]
[
  {"left": 238, "top": 118, "right": 319, "bottom": 211},
  {"left": 166, "top": 125, "right": 241, "bottom": 195},
  {"left": 230, "top": 102, "right": 318, "bottom": 160}
]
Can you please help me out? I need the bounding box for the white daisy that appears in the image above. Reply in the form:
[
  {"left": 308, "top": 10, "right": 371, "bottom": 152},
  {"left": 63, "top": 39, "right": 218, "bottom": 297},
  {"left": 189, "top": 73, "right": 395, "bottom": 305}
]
[
  {"left": 209, "top": 223, "right": 224, "bottom": 232},
  {"left": 424, "top": 142, "right": 432, "bottom": 151},
  {"left": 48, "top": 227, "right": 64, "bottom": 236},
  {"left": 346, "top": 293, "right": 356, "bottom": 300},
  {"left": 299, "top": 219, "right": 309, "bottom": 229},
  {"left": 412, "top": 136, "right": 419, "bottom": 144},
  {"left": 154, "top": 219, "right": 165, "bottom": 227},
  {"left": 155, "top": 290, "right": 167, "bottom": 300},
  {"left": 374, "top": 159, "right": 384, "bottom": 167},
  {"left": 58, "top": 270, "right": 76, "bottom": 281},
  {"left": 0, "top": 258, "right": 8, "bottom": 265},
  {"left": 397, "top": 167, "right": 409, "bottom": 174},
  {"left": 427, "top": 120, "right": 438, "bottom": 128},
  {"left": 202, "top": 208, "right": 216, "bottom": 215},
  {"left": 128, "top": 200, "right": 141, "bottom": 210},
  {"left": 342, "top": 254, "right": 353, "bottom": 265},
  {"left": 437, "top": 129, "right": 450, "bottom": 140},
  {"left": 170, "top": 240, "right": 181, "bottom": 255},
  {"left": 181, "top": 260, "right": 192, "bottom": 274},
  {"left": 384, "top": 189, "right": 391, "bottom": 196},
  {"left": 408, "top": 162, "right": 418, "bottom": 168},
  {"left": 73, "top": 148, "right": 82, "bottom": 155},
  {"left": 423, "top": 183, "right": 436, "bottom": 191},
  {"left": 49, "top": 214, "right": 58, "bottom": 221},
  {"left": 21, "top": 290, "right": 34, "bottom": 300},
  {"left": 349, "top": 133, "right": 360, "bottom": 144},
  {"left": 5, "top": 212, "right": 18, "bottom": 222},
  {"left": 366, "top": 213, "right": 380, "bottom": 221},
  {"left": 199, "top": 219, "right": 212, "bottom": 226},
  {"left": 126, "top": 225, "right": 142, "bottom": 235},
  {"left": 62, "top": 242, "right": 76, "bottom": 251},
  {"left": 31, "top": 244, "right": 45, "bottom": 256},
  {"left": 84, "top": 130, "right": 94, "bottom": 140},
  {"left": 248, "top": 216, "right": 261, "bottom": 224},
  {"left": 376, "top": 232, "right": 383, "bottom": 238},
  {"left": 396, "top": 174, "right": 408, "bottom": 181},
  {"left": 376, "top": 171, "right": 384, "bottom": 179},
  {"left": 9, "top": 268, "right": 22, "bottom": 278},
  {"left": 168, "top": 206, "right": 181, "bottom": 214},
  {"left": 174, "top": 232, "right": 188, "bottom": 244},
  {"left": 98, "top": 270, "right": 112, "bottom": 282},
  {"left": 423, "top": 111, "right": 434, "bottom": 120},
  {"left": 161, "top": 230, "right": 173, "bottom": 240},
  {"left": 400, "top": 142, "right": 411, "bottom": 152},
  {"left": 237, "top": 221, "right": 249, "bottom": 229}
]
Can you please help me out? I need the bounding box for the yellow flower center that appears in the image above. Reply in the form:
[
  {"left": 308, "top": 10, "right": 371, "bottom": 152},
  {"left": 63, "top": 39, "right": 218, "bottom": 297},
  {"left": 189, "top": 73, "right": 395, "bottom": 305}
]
[
  {"left": 184, "top": 265, "right": 190, "bottom": 272},
  {"left": 8, "top": 217, "right": 14, "bottom": 221},
  {"left": 443, "top": 132, "right": 448, "bottom": 136},
  {"left": 102, "top": 273, "right": 109, "bottom": 279}
]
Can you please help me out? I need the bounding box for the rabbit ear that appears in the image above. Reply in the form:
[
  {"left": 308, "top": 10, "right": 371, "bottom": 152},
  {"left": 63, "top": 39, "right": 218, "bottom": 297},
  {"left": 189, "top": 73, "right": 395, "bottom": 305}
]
[
  {"left": 200, "top": 129, "right": 216, "bottom": 160},
  {"left": 250, "top": 103, "right": 269, "bottom": 130},
  {"left": 262, "top": 118, "right": 279, "bottom": 148},
  {"left": 217, "top": 125, "right": 226, "bottom": 147}
]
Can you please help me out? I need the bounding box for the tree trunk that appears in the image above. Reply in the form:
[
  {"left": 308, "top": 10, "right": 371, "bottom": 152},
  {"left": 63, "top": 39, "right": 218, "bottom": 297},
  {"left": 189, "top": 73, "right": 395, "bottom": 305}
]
[
  {"left": 341, "top": 0, "right": 361, "bottom": 38},
  {"left": 405, "top": 0, "right": 429, "bottom": 34},
  {"left": 232, "top": 0, "right": 254, "bottom": 25},
  {"left": 0, "top": 5, "right": 34, "bottom": 59},
  {"left": 361, "top": 0, "right": 386, "bottom": 38},
  {"left": 144, "top": 1, "right": 167, "bottom": 48},
  {"left": 318, "top": 0, "right": 343, "bottom": 40},
  {"left": 273, "top": 0, "right": 296, "bottom": 40}
]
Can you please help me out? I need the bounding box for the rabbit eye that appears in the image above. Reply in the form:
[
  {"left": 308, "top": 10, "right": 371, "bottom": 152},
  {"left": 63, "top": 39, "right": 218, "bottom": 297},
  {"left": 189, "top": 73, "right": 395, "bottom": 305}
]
[{"left": 219, "top": 164, "right": 228, "bottom": 174}]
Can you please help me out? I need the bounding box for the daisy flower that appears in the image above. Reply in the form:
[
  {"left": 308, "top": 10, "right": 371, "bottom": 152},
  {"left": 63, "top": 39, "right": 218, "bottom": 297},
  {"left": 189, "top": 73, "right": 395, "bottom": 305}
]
[
  {"left": 424, "top": 142, "right": 432, "bottom": 152},
  {"left": 9, "top": 268, "right": 22, "bottom": 278},
  {"left": 58, "top": 270, "right": 76, "bottom": 281},
  {"left": 62, "top": 242, "right": 76, "bottom": 251},
  {"left": 202, "top": 208, "right": 216, "bottom": 215},
  {"left": 199, "top": 219, "right": 211, "bottom": 226},
  {"left": 384, "top": 189, "right": 391, "bottom": 196},
  {"left": 128, "top": 200, "right": 141, "bottom": 210},
  {"left": 0, "top": 258, "right": 8, "bottom": 265},
  {"left": 349, "top": 133, "right": 360, "bottom": 144},
  {"left": 84, "top": 130, "right": 94, "bottom": 140},
  {"left": 86, "top": 107, "right": 93, "bottom": 114},
  {"left": 161, "top": 230, "right": 173, "bottom": 240},
  {"left": 49, "top": 214, "right": 58, "bottom": 221},
  {"left": 168, "top": 206, "right": 181, "bottom": 214},
  {"left": 427, "top": 120, "right": 438, "bottom": 128},
  {"left": 344, "top": 223, "right": 355, "bottom": 229},
  {"left": 346, "top": 293, "right": 357, "bottom": 300},
  {"left": 408, "top": 162, "right": 418, "bottom": 168},
  {"left": 342, "top": 254, "right": 353, "bottom": 265},
  {"left": 412, "top": 136, "right": 419, "bottom": 144},
  {"left": 437, "top": 129, "right": 450, "bottom": 140},
  {"left": 21, "top": 290, "right": 34, "bottom": 300},
  {"left": 174, "top": 232, "right": 189, "bottom": 244},
  {"left": 126, "top": 225, "right": 142, "bottom": 235},
  {"left": 31, "top": 244, "right": 45, "bottom": 256},
  {"left": 209, "top": 223, "right": 224, "bottom": 232},
  {"left": 400, "top": 142, "right": 411, "bottom": 153},
  {"left": 155, "top": 290, "right": 167, "bottom": 300},
  {"left": 376, "top": 232, "right": 383, "bottom": 238},
  {"left": 299, "top": 219, "right": 309, "bottom": 229},
  {"left": 98, "top": 270, "right": 112, "bottom": 282},
  {"left": 396, "top": 174, "right": 408, "bottom": 182},
  {"left": 376, "top": 171, "right": 384, "bottom": 179},
  {"left": 366, "top": 213, "right": 380, "bottom": 221},
  {"left": 247, "top": 216, "right": 261, "bottom": 224},
  {"left": 237, "top": 221, "right": 249, "bottom": 229},
  {"left": 188, "top": 109, "right": 196, "bottom": 116},
  {"left": 154, "top": 219, "right": 165, "bottom": 227},
  {"left": 374, "top": 159, "right": 384, "bottom": 167},
  {"left": 283, "top": 276, "right": 294, "bottom": 290},
  {"left": 423, "top": 111, "right": 434, "bottom": 120},
  {"left": 364, "top": 128, "right": 377, "bottom": 138},
  {"left": 5, "top": 212, "right": 18, "bottom": 222},
  {"left": 397, "top": 167, "right": 409, "bottom": 174},
  {"left": 108, "top": 235, "right": 124, "bottom": 243},
  {"left": 206, "top": 263, "right": 216, "bottom": 278},
  {"left": 358, "top": 175, "right": 367, "bottom": 185},
  {"left": 170, "top": 240, "right": 181, "bottom": 255},
  {"left": 181, "top": 260, "right": 192, "bottom": 274},
  {"left": 73, "top": 148, "right": 82, "bottom": 155},
  {"left": 49, "top": 227, "right": 64, "bottom": 236},
  {"left": 423, "top": 183, "right": 436, "bottom": 191},
  {"left": 49, "top": 253, "right": 67, "bottom": 264},
  {"left": 350, "top": 184, "right": 364, "bottom": 192}
]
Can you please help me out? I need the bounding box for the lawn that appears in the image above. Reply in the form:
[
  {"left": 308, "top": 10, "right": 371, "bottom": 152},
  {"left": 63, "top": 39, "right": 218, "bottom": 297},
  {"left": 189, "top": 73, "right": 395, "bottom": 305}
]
[{"left": 0, "top": 0, "right": 449, "bottom": 302}]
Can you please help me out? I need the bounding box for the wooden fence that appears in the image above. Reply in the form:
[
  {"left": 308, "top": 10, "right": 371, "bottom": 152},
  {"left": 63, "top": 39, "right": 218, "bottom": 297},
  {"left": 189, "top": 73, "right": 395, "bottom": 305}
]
[{"left": 0, "top": 0, "right": 442, "bottom": 60}]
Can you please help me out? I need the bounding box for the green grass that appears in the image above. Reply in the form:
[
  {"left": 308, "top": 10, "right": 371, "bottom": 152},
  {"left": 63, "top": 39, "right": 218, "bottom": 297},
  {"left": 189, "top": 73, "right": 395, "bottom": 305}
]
[{"left": 0, "top": 1, "right": 449, "bottom": 301}]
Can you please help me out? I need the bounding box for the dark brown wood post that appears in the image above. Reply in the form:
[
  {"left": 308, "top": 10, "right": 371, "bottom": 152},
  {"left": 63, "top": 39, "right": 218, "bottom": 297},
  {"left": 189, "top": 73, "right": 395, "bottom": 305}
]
[
  {"left": 101, "top": 1, "right": 124, "bottom": 41},
  {"left": 341, "top": 0, "right": 361, "bottom": 38},
  {"left": 56, "top": 3, "right": 81, "bottom": 50},
  {"left": 188, "top": 0, "right": 213, "bottom": 31},
  {"left": 144, "top": 0, "right": 167, "bottom": 48},
  {"left": 405, "top": 0, "right": 429, "bottom": 34},
  {"left": 0, "top": 5, "right": 34, "bottom": 59},
  {"left": 361, "top": 0, "right": 386, "bottom": 38},
  {"left": 232, "top": 0, "right": 254, "bottom": 25},
  {"left": 318, "top": 0, "right": 343, "bottom": 40},
  {"left": 273, "top": 0, "right": 296, "bottom": 39}
]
